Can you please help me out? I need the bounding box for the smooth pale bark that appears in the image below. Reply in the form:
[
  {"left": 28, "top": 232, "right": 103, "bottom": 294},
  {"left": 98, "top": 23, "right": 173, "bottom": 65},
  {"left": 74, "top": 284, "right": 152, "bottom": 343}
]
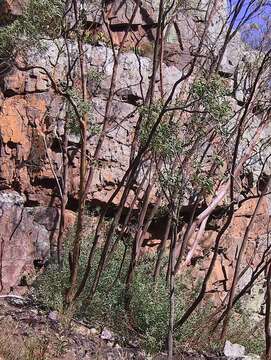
[{"left": 174, "top": 120, "right": 267, "bottom": 273}]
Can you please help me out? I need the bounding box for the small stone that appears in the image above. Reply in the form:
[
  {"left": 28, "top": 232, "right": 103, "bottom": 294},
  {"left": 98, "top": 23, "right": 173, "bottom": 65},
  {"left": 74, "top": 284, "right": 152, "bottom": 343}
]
[
  {"left": 61, "top": 352, "right": 76, "bottom": 360},
  {"left": 128, "top": 339, "right": 140, "bottom": 348},
  {"left": 224, "top": 340, "right": 245, "bottom": 358},
  {"left": 48, "top": 311, "right": 58, "bottom": 322},
  {"left": 6, "top": 297, "right": 25, "bottom": 307},
  {"left": 90, "top": 327, "right": 98, "bottom": 335},
  {"left": 101, "top": 328, "right": 113, "bottom": 341}
]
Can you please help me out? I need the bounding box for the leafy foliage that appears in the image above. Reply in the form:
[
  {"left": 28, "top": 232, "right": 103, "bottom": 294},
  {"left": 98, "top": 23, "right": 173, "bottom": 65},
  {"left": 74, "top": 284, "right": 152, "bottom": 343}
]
[
  {"left": 0, "top": 0, "right": 64, "bottom": 59},
  {"left": 65, "top": 88, "right": 94, "bottom": 135},
  {"left": 192, "top": 173, "right": 215, "bottom": 195},
  {"left": 191, "top": 75, "right": 232, "bottom": 133},
  {"left": 139, "top": 102, "right": 183, "bottom": 158}
]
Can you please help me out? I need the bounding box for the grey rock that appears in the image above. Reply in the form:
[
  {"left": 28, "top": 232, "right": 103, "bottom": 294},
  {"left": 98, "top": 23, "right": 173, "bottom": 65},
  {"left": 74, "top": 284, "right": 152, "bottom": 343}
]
[
  {"left": 0, "top": 191, "right": 59, "bottom": 291},
  {"left": 0, "top": 191, "right": 26, "bottom": 207},
  {"left": 6, "top": 296, "right": 26, "bottom": 307},
  {"left": 83, "top": 3, "right": 103, "bottom": 25},
  {"left": 68, "top": 133, "right": 81, "bottom": 144}
]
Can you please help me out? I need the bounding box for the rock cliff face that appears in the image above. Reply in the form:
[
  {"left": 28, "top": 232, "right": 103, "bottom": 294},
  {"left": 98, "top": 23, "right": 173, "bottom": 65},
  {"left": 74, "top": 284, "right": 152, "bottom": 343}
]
[{"left": 0, "top": 0, "right": 270, "bottom": 304}]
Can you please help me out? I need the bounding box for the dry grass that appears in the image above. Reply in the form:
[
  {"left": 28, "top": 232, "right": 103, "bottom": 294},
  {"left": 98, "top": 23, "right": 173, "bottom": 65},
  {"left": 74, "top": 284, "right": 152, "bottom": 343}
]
[
  {"left": 0, "top": 318, "right": 26, "bottom": 360},
  {"left": 0, "top": 331, "right": 49, "bottom": 360},
  {"left": 0, "top": 317, "right": 63, "bottom": 360}
]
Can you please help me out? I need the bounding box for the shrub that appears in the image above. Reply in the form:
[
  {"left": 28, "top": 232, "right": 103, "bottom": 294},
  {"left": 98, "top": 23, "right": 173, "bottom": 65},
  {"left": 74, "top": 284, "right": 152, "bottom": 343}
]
[
  {"left": 35, "top": 232, "right": 265, "bottom": 357},
  {"left": 33, "top": 233, "right": 214, "bottom": 354},
  {"left": 226, "top": 309, "right": 265, "bottom": 355}
]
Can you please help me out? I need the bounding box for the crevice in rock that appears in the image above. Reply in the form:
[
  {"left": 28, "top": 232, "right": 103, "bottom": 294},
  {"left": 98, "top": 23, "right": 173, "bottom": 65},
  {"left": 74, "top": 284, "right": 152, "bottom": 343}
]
[
  {"left": 218, "top": 70, "right": 232, "bottom": 79},
  {"left": 23, "top": 199, "right": 40, "bottom": 207},
  {"left": 8, "top": 207, "right": 24, "bottom": 242},
  {"left": 0, "top": 13, "right": 17, "bottom": 27},
  {"left": 66, "top": 196, "right": 118, "bottom": 218},
  {"left": 109, "top": 23, "right": 139, "bottom": 32},
  {"left": 50, "top": 138, "right": 62, "bottom": 153},
  {"left": 6, "top": 140, "right": 17, "bottom": 149},
  {"left": 31, "top": 177, "right": 59, "bottom": 190},
  {"left": 2, "top": 88, "right": 19, "bottom": 97},
  {"left": 66, "top": 196, "right": 79, "bottom": 212},
  {"left": 11, "top": 179, "right": 23, "bottom": 193},
  {"left": 3, "top": 88, "right": 49, "bottom": 97},
  {"left": 237, "top": 99, "right": 245, "bottom": 106},
  {"left": 33, "top": 258, "right": 49, "bottom": 270},
  {"left": 0, "top": 61, "right": 11, "bottom": 75}
]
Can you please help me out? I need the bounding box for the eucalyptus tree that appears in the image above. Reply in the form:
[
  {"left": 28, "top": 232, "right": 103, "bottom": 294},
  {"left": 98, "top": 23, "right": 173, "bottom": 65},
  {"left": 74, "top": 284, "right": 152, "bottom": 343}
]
[{"left": 1, "top": 0, "right": 271, "bottom": 357}]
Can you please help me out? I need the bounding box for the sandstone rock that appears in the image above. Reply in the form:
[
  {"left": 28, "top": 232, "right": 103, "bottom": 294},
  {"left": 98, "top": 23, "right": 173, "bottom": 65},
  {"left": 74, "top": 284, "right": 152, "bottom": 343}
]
[
  {"left": 0, "top": 0, "right": 270, "bottom": 305},
  {"left": 106, "top": 0, "right": 159, "bottom": 25},
  {"left": 219, "top": 36, "right": 245, "bottom": 77},
  {"left": 0, "top": 41, "right": 183, "bottom": 207},
  {"left": 62, "top": 352, "right": 77, "bottom": 360},
  {"left": 84, "top": 2, "right": 103, "bottom": 25},
  {"left": 86, "top": 44, "right": 182, "bottom": 102}
]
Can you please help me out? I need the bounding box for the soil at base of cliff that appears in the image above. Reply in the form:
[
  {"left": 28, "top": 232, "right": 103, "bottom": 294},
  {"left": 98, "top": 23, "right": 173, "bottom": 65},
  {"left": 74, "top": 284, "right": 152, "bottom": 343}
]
[{"left": 0, "top": 295, "right": 226, "bottom": 360}]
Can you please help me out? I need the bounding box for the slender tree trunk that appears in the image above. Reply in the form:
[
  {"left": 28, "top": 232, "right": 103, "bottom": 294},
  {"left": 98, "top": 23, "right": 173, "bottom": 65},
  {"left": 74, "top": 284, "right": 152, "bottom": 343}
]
[
  {"left": 214, "top": 241, "right": 271, "bottom": 331},
  {"left": 57, "top": 115, "right": 69, "bottom": 267},
  {"left": 154, "top": 213, "right": 172, "bottom": 282},
  {"left": 65, "top": 0, "right": 88, "bottom": 306},
  {"left": 174, "top": 208, "right": 234, "bottom": 330},
  {"left": 168, "top": 219, "right": 177, "bottom": 360},
  {"left": 106, "top": 170, "right": 150, "bottom": 262},
  {"left": 79, "top": 169, "right": 137, "bottom": 302}
]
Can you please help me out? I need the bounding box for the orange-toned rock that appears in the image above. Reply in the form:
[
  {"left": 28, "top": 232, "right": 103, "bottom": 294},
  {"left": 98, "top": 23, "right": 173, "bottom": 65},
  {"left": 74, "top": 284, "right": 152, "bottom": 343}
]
[
  {"left": 223, "top": 197, "right": 269, "bottom": 265},
  {"left": 0, "top": 97, "right": 30, "bottom": 145}
]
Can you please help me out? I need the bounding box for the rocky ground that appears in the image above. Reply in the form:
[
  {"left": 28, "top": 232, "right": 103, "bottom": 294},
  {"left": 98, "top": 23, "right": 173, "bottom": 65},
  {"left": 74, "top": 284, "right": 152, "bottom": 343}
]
[
  {"left": 0, "top": 295, "right": 262, "bottom": 360},
  {"left": 0, "top": 295, "right": 147, "bottom": 360}
]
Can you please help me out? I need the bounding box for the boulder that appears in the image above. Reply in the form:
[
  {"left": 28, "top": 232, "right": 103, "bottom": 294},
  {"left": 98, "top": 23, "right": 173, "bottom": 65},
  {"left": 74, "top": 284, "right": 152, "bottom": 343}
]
[
  {"left": 224, "top": 340, "right": 245, "bottom": 358},
  {"left": 0, "top": 190, "right": 75, "bottom": 292}
]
